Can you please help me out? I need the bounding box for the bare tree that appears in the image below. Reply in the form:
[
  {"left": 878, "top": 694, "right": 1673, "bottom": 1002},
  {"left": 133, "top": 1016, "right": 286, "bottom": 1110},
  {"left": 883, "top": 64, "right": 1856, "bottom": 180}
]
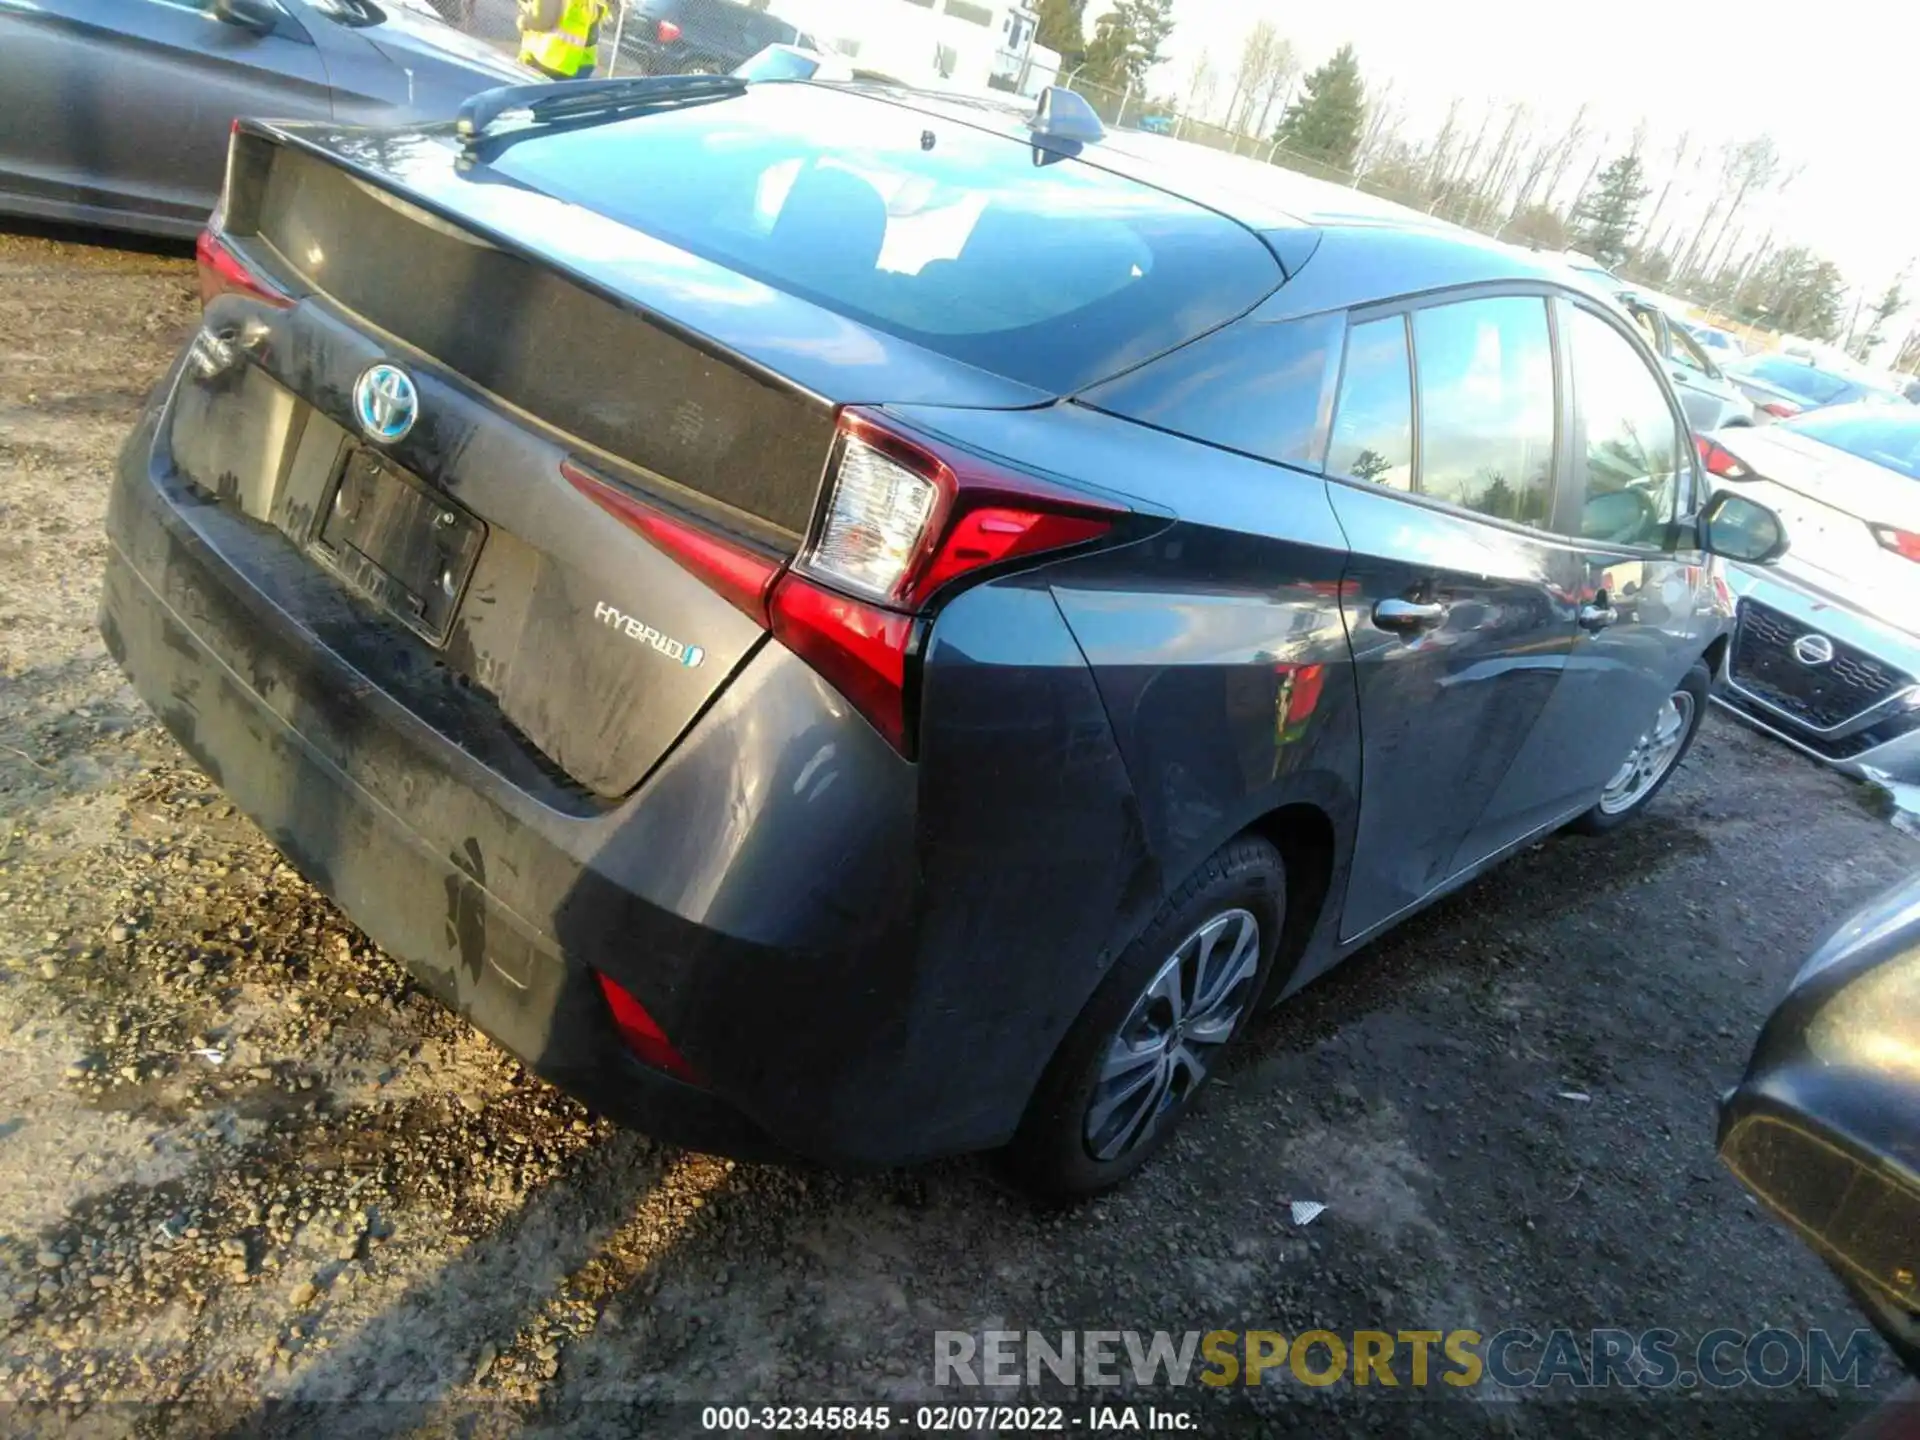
[
  {"left": 1352, "top": 80, "right": 1399, "bottom": 175},
  {"left": 1250, "top": 34, "right": 1298, "bottom": 136},
  {"left": 1182, "top": 45, "right": 1219, "bottom": 123},
  {"left": 1225, "top": 21, "right": 1287, "bottom": 136},
  {"left": 1636, "top": 129, "right": 1695, "bottom": 252},
  {"left": 1537, "top": 103, "right": 1594, "bottom": 216},
  {"left": 1690, "top": 136, "right": 1784, "bottom": 285}
]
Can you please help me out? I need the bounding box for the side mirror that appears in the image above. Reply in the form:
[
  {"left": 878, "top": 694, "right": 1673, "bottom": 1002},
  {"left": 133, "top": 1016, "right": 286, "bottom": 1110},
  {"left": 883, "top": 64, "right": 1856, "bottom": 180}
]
[
  {"left": 213, "top": 0, "right": 282, "bottom": 32},
  {"left": 1700, "top": 490, "right": 1789, "bottom": 565}
]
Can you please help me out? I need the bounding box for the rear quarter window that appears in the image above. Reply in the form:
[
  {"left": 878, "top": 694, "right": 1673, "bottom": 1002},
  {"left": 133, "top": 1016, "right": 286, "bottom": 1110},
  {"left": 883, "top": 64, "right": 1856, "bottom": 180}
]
[
  {"left": 1078, "top": 312, "right": 1342, "bottom": 468},
  {"left": 482, "top": 85, "right": 1282, "bottom": 393}
]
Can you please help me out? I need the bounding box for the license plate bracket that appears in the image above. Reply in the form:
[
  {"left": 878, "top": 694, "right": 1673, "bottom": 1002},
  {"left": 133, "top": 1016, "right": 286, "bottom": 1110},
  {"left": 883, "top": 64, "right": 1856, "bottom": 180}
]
[{"left": 312, "top": 448, "right": 485, "bottom": 647}]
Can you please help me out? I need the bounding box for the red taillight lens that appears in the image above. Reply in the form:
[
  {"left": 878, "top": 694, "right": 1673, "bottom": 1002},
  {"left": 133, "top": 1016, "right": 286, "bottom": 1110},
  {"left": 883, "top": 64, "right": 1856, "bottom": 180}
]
[
  {"left": 1761, "top": 399, "right": 1802, "bottom": 419},
  {"left": 769, "top": 574, "right": 914, "bottom": 751},
  {"left": 657, "top": 18, "right": 682, "bottom": 41},
  {"left": 596, "top": 973, "right": 701, "bottom": 1083},
  {"left": 1694, "top": 434, "right": 1752, "bottom": 480},
  {"left": 563, "top": 460, "right": 779, "bottom": 621},
  {"left": 1871, "top": 525, "right": 1920, "bottom": 563},
  {"left": 195, "top": 228, "right": 290, "bottom": 311},
  {"left": 779, "top": 408, "right": 1123, "bottom": 754}
]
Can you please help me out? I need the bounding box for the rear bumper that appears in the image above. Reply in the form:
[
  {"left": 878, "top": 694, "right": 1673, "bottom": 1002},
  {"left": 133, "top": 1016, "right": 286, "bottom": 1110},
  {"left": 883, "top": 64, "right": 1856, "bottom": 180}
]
[
  {"left": 101, "top": 535, "right": 779, "bottom": 1159},
  {"left": 100, "top": 376, "right": 934, "bottom": 1164}
]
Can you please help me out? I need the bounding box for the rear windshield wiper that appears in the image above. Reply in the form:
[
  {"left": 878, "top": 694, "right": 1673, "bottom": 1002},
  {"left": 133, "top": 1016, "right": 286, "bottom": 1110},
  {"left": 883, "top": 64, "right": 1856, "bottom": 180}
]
[{"left": 456, "top": 74, "right": 748, "bottom": 145}]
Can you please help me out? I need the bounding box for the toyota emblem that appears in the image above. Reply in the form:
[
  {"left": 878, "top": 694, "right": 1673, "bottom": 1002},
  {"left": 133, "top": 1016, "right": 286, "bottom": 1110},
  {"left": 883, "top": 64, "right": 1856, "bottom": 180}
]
[
  {"left": 1792, "top": 632, "right": 1835, "bottom": 667},
  {"left": 353, "top": 363, "right": 418, "bottom": 444}
]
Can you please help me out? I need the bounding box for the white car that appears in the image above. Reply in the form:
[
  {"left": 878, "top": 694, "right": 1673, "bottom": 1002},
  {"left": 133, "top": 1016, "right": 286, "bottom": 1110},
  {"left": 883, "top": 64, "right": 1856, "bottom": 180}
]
[{"left": 1707, "top": 405, "right": 1920, "bottom": 780}]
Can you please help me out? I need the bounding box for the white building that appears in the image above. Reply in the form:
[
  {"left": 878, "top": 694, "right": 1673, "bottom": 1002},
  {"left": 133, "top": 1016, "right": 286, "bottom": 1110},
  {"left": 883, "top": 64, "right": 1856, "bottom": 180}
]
[{"left": 774, "top": 0, "right": 1057, "bottom": 96}]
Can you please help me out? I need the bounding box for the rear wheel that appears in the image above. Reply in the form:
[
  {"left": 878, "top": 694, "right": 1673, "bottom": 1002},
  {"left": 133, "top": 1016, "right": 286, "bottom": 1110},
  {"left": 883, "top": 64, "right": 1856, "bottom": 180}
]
[
  {"left": 1002, "top": 836, "right": 1284, "bottom": 1201},
  {"left": 1572, "top": 659, "right": 1710, "bottom": 833}
]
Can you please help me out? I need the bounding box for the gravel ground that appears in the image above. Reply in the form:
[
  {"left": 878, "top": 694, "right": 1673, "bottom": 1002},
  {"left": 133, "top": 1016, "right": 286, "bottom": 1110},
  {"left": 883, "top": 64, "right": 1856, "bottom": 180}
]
[{"left": 1, "top": 224, "right": 1916, "bottom": 1438}]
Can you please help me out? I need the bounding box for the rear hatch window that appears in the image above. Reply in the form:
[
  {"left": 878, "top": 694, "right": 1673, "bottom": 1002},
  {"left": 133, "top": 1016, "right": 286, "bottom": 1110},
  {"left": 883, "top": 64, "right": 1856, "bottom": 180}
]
[{"left": 479, "top": 85, "right": 1281, "bottom": 392}]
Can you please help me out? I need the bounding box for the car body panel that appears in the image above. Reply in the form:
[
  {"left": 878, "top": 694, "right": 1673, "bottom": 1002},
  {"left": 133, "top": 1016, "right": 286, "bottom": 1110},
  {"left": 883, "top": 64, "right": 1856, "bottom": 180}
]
[
  {"left": 1715, "top": 561, "right": 1920, "bottom": 781},
  {"left": 1325, "top": 482, "right": 1582, "bottom": 936},
  {"left": 1707, "top": 414, "right": 1920, "bottom": 780},
  {"left": 1724, "top": 355, "right": 1904, "bottom": 418},
  {"left": 1719, "top": 875, "right": 1920, "bottom": 1355},
  {"left": 103, "top": 349, "right": 1158, "bottom": 1164},
  {"left": 0, "top": 0, "right": 522, "bottom": 238}
]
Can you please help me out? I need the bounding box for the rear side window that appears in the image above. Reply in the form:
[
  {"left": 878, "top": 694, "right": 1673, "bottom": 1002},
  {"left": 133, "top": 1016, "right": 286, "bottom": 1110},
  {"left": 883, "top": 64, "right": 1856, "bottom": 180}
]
[
  {"left": 485, "top": 86, "right": 1282, "bottom": 392},
  {"left": 1565, "top": 306, "right": 1684, "bottom": 547},
  {"left": 1410, "top": 297, "right": 1556, "bottom": 526},
  {"left": 1328, "top": 316, "right": 1413, "bottom": 489}
]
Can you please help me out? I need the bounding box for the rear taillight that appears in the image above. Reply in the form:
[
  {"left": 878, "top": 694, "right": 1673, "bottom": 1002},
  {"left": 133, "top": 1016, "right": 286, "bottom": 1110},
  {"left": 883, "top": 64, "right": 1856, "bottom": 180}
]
[
  {"left": 1871, "top": 525, "right": 1920, "bottom": 563},
  {"left": 195, "top": 228, "right": 290, "bottom": 311},
  {"left": 568, "top": 409, "right": 1124, "bottom": 758},
  {"left": 803, "top": 408, "right": 1120, "bottom": 612},
  {"left": 1760, "top": 399, "right": 1802, "bottom": 419},
  {"left": 596, "top": 973, "right": 701, "bottom": 1083},
  {"left": 1695, "top": 434, "right": 1752, "bottom": 480},
  {"left": 656, "top": 17, "right": 682, "bottom": 41}
]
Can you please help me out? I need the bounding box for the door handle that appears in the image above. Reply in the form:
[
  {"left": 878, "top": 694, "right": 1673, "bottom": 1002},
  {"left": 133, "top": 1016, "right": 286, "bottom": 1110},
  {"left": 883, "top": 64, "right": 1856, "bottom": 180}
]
[
  {"left": 1373, "top": 597, "right": 1449, "bottom": 632},
  {"left": 1578, "top": 602, "right": 1619, "bottom": 631}
]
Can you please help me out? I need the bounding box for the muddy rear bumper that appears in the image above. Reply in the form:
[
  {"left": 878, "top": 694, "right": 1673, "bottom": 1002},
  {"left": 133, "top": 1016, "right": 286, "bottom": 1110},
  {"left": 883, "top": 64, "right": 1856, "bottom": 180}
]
[
  {"left": 100, "top": 513, "right": 793, "bottom": 1161},
  {"left": 98, "top": 386, "right": 940, "bottom": 1165}
]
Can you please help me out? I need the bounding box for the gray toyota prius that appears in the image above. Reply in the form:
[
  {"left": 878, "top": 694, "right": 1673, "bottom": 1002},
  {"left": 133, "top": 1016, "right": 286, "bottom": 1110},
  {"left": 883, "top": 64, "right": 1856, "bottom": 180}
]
[{"left": 98, "top": 76, "right": 1789, "bottom": 1197}]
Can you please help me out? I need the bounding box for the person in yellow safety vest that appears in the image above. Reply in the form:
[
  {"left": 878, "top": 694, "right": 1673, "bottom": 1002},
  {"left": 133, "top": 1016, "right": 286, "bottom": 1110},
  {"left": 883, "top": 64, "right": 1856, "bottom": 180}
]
[{"left": 517, "top": 0, "right": 612, "bottom": 80}]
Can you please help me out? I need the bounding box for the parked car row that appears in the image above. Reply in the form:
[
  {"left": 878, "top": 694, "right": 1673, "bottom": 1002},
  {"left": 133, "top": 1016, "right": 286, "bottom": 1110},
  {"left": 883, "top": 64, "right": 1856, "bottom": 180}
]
[{"left": 1706, "top": 405, "right": 1920, "bottom": 783}]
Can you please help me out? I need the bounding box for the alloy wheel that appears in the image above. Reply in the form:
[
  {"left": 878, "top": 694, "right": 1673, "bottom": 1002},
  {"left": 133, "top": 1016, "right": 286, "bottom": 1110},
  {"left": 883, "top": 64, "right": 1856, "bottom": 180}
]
[
  {"left": 1083, "top": 909, "right": 1261, "bottom": 1162},
  {"left": 1599, "top": 689, "right": 1695, "bottom": 815}
]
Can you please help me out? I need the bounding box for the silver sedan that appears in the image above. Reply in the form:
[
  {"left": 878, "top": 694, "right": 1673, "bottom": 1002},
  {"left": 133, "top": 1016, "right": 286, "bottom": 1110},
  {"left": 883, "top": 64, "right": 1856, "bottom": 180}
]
[
  {"left": 0, "top": 0, "right": 527, "bottom": 239},
  {"left": 1707, "top": 405, "right": 1920, "bottom": 780}
]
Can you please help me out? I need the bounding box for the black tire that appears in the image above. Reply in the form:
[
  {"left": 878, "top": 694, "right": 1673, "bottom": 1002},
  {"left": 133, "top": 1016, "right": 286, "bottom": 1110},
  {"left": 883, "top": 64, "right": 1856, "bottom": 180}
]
[
  {"left": 1570, "top": 659, "right": 1711, "bottom": 834},
  {"left": 1002, "top": 835, "right": 1285, "bottom": 1202}
]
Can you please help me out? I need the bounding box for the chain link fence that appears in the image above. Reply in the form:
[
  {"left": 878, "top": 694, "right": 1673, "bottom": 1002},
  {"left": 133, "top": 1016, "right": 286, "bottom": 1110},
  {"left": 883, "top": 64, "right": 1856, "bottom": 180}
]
[{"left": 1059, "top": 72, "right": 1500, "bottom": 237}]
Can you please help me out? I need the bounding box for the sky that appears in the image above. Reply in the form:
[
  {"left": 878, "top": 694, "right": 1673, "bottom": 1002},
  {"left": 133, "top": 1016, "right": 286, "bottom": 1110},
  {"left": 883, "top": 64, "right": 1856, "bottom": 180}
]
[{"left": 1088, "top": 0, "right": 1920, "bottom": 335}]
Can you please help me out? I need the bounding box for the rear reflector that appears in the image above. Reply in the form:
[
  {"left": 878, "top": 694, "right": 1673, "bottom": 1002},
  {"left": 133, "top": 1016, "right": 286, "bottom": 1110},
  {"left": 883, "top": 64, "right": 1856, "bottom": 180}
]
[
  {"left": 596, "top": 973, "right": 701, "bottom": 1083},
  {"left": 195, "top": 229, "right": 291, "bottom": 311},
  {"left": 1871, "top": 524, "right": 1920, "bottom": 563},
  {"left": 563, "top": 460, "right": 779, "bottom": 621},
  {"left": 1695, "top": 434, "right": 1752, "bottom": 480}
]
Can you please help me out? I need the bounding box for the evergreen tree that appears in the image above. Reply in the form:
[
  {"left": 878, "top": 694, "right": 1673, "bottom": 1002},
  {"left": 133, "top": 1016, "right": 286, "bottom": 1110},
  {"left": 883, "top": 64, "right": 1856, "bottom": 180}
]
[
  {"left": 1272, "top": 44, "right": 1366, "bottom": 172},
  {"left": 1033, "top": 0, "right": 1087, "bottom": 67},
  {"left": 1571, "top": 152, "right": 1650, "bottom": 270},
  {"left": 1079, "top": 0, "right": 1175, "bottom": 95}
]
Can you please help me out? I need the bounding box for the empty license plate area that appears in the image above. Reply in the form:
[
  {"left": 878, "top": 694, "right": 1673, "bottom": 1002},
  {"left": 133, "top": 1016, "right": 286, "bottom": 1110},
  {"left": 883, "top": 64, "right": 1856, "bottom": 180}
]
[{"left": 312, "top": 448, "right": 485, "bottom": 646}]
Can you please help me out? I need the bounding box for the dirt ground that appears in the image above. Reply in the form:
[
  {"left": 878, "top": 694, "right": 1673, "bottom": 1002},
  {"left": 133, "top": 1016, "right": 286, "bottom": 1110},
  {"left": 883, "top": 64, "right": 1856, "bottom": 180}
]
[{"left": 1, "top": 225, "right": 1916, "bottom": 1438}]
